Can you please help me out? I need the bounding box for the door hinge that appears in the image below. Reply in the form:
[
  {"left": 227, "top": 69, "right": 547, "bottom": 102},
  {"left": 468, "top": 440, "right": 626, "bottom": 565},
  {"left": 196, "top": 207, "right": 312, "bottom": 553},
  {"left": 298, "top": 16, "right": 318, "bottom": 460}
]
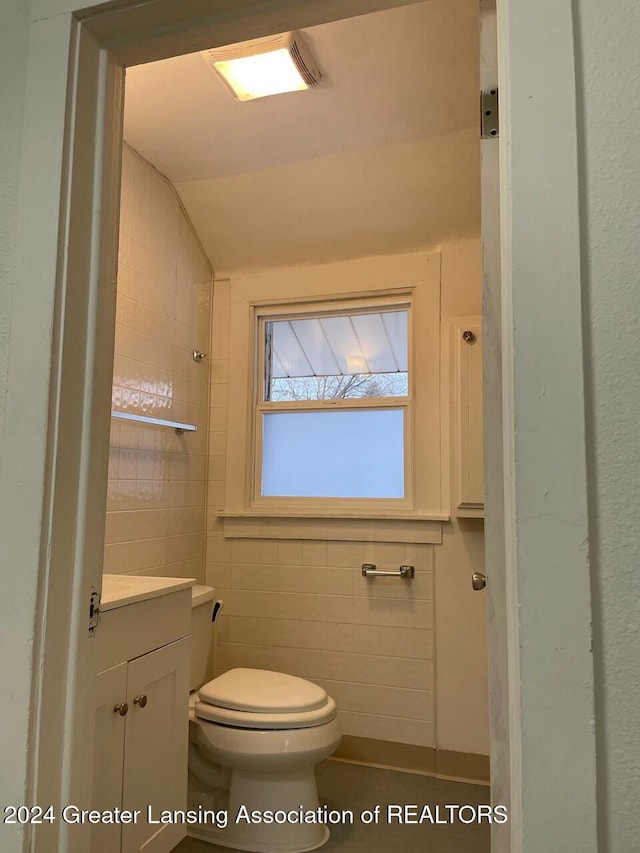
[
  {"left": 481, "top": 88, "right": 499, "bottom": 138},
  {"left": 89, "top": 588, "right": 101, "bottom": 637}
]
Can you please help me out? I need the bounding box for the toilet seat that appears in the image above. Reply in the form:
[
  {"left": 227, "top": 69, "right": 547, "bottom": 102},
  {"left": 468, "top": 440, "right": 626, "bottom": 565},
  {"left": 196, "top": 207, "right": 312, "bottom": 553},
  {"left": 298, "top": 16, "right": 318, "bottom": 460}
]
[
  {"left": 195, "top": 668, "right": 337, "bottom": 730},
  {"left": 194, "top": 695, "right": 337, "bottom": 729}
]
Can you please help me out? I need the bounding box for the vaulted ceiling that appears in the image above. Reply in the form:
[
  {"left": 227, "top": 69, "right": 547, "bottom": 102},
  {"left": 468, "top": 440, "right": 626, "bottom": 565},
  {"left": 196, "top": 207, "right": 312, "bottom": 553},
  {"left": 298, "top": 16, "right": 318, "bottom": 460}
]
[{"left": 123, "top": 0, "right": 479, "bottom": 273}]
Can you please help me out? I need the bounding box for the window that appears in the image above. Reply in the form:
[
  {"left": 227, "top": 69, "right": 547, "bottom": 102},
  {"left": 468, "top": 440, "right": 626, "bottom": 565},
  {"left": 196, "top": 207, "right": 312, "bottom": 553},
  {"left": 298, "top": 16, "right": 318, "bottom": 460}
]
[
  {"left": 222, "top": 251, "right": 444, "bottom": 543},
  {"left": 258, "top": 305, "right": 410, "bottom": 500}
]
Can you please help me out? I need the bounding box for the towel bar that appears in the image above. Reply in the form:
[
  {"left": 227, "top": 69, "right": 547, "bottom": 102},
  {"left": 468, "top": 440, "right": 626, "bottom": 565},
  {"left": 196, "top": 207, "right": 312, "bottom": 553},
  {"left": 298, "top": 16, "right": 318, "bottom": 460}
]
[
  {"left": 111, "top": 411, "right": 198, "bottom": 434},
  {"left": 361, "top": 563, "right": 414, "bottom": 578}
]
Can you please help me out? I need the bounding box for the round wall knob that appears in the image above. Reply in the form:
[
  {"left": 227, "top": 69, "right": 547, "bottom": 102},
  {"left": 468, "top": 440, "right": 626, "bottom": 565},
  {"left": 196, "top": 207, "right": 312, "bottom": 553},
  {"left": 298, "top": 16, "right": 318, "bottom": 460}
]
[
  {"left": 113, "top": 702, "right": 128, "bottom": 716},
  {"left": 472, "top": 572, "right": 487, "bottom": 591},
  {"left": 133, "top": 695, "right": 148, "bottom": 708}
]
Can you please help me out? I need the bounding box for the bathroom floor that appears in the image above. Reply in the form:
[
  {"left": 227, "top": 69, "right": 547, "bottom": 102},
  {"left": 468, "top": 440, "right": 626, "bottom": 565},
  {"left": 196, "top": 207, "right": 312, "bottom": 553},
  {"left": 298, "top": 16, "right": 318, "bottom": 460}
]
[{"left": 174, "top": 759, "right": 491, "bottom": 853}]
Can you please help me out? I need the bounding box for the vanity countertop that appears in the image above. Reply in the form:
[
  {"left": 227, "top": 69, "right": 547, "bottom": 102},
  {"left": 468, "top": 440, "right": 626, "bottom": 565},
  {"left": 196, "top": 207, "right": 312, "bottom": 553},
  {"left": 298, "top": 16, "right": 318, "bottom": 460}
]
[{"left": 101, "top": 574, "right": 195, "bottom": 611}]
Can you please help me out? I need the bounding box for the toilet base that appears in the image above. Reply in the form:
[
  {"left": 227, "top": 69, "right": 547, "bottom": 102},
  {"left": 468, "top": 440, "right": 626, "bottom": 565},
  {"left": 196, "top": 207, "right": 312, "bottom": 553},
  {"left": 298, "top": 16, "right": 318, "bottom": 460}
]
[
  {"left": 187, "top": 823, "right": 329, "bottom": 853},
  {"left": 187, "top": 826, "right": 329, "bottom": 853},
  {"left": 187, "top": 766, "right": 330, "bottom": 853}
]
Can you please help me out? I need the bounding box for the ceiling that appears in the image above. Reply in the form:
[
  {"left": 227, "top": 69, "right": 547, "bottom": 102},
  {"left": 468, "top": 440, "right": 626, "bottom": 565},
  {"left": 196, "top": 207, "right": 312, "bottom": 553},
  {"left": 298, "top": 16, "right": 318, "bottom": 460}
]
[{"left": 123, "top": 0, "right": 479, "bottom": 273}]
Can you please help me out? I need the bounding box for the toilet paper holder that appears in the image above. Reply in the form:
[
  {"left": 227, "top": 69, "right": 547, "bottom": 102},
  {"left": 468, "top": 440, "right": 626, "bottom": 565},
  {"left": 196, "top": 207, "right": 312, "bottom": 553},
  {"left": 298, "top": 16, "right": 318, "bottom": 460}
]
[{"left": 361, "top": 563, "right": 415, "bottom": 579}]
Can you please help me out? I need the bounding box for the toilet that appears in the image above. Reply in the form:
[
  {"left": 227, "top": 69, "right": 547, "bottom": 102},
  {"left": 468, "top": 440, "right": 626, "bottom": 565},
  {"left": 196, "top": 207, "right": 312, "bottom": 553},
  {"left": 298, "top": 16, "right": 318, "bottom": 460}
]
[{"left": 187, "top": 585, "right": 342, "bottom": 852}]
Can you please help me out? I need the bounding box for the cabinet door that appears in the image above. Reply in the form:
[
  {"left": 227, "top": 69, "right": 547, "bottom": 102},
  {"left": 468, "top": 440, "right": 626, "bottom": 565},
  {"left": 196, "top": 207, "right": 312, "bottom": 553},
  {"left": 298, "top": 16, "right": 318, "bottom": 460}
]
[
  {"left": 452, "top": 318, "right": 484, "bottom": 515},
  {"left": 122, "top": 637, "right": 190, "bottom": 853},
  {"left": 91, "top": 662, "right": 128, "bottom": 853}
]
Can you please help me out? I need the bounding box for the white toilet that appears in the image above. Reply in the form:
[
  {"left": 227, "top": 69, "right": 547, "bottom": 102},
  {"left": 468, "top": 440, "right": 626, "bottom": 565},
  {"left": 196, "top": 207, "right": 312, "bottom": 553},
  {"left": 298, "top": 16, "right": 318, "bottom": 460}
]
[{"left": 188, "top": 585, "right": 342, "bottom": 852}]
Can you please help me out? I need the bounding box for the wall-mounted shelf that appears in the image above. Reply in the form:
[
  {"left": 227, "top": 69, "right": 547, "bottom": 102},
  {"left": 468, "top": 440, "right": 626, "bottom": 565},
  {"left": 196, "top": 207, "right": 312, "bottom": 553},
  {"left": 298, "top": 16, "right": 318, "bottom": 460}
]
[{"left": 111, "top": 411, "right": 198, "bottom": 434}]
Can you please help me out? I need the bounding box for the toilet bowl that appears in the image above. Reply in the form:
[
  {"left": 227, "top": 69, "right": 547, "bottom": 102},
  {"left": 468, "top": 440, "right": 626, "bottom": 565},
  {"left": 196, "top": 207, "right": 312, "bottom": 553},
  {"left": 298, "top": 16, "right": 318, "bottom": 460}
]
[{"left": 188, "top": 588, "right": 342, "bottom": 852}]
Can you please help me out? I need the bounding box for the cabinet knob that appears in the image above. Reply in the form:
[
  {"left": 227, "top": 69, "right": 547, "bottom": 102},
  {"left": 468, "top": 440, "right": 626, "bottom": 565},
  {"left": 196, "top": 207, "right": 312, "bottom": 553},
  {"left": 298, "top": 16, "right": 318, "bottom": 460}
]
[
  {"left": 462, "top": 330, "right": 476, "bottom": 343},
  {"left": 113, "top": 702, "right": 128, "bottom": 716},
  {"left": 133, "top": 694, "right": 148, "bottom": 708}
]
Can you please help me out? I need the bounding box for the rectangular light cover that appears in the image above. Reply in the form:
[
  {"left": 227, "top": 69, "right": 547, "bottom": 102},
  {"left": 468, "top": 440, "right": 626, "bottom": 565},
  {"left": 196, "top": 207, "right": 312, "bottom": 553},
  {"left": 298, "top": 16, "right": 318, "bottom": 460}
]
[
  {"left": 261, "top": 409, "right": 405, "bottom": 498},
  {"left": 214, "top": 49, "right": 309, "bottom": 101}
]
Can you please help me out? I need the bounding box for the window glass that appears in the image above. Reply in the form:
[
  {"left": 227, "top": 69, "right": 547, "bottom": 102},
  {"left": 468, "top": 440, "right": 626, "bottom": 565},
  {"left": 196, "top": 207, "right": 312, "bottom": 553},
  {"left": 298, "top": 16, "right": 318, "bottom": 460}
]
[
  {"left": 265, "top": 309, "right": 408, "bottom": 402},
  {"left": 261, "top": 409, "right": 405, "bottom": 498}
]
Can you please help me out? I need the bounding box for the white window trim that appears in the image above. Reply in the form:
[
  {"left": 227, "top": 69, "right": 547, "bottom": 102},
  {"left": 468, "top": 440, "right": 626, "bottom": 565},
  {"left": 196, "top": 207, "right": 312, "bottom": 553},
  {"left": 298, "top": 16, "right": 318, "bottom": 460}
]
[
  {"left": 254, "top": 296, "right": 413, "bottom": 512},
  {"left": 222, "top": 250, "right": 446, "bottom": 542}
]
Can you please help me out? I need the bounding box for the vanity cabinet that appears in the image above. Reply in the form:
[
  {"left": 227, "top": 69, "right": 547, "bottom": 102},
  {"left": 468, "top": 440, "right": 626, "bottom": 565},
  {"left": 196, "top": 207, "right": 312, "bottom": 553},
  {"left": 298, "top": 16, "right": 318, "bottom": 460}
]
[
  {"left": 92, "top": 585, "right": 191, "bottom": 853},
  {"left": 92, "top": 662, "right": 128, "bottom": 853},
  {"left": 451, "top": 317, "right": 484, "bottom": 516}
]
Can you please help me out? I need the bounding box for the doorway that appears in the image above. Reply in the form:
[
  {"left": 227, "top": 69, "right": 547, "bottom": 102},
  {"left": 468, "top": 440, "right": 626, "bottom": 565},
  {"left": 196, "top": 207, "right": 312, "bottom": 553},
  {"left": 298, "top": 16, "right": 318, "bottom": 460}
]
[
  {"left": 3, "top": 1, "right": 596, "bottom": 852},
  {"left": 115, "top": 0, "right": 489, "bottom": 783}
]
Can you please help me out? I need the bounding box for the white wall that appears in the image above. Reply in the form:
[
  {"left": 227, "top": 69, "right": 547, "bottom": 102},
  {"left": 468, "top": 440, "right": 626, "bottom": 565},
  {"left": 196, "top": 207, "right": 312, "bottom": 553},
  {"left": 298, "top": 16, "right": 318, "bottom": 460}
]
[
  {"left": 0, "top": 2, "right": 39, "bottom": 844},
  {"left": 205, "top": 254, "right": 438, "bottom": 754},
  {"left": 205, "top": 240, "right": 490, "bottom": 759},
  {"left": 0, "top": 0, "right": 29, "bottom": 441},
  {"left": 574, "top": 0, "right": 640, "bottom": 847},
  {"left": 104, "top": 145, "right": 212, "bottom": 581}
]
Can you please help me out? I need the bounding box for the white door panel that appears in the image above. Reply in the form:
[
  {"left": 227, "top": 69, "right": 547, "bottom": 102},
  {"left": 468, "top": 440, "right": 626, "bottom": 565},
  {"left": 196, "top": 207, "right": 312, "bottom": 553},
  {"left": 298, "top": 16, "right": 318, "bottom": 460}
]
[{"left": 122, "top": 638, "right": 190, "bottom": 853}]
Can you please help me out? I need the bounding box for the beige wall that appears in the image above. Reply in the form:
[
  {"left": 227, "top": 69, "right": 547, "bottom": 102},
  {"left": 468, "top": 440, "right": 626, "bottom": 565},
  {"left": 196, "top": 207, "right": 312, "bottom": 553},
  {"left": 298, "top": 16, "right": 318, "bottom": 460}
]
[
  {"left": 103, "top": 145, "right": 212, "bottom": 580},
  {"left": 100, "top": 151, "right": 488, "bottom": 756},
  {"left": 437, "top": 239, "right": 490, "bottom": 756},
  {"left": 205, "top": 239, "right": 489, "bottom": 756}
]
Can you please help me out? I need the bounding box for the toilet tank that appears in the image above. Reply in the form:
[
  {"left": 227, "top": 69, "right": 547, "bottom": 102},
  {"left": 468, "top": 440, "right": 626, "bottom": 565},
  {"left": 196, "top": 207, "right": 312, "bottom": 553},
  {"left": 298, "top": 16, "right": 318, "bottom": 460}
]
[{"left": 191, "top": 584, "right": 215, "bottom": 690}]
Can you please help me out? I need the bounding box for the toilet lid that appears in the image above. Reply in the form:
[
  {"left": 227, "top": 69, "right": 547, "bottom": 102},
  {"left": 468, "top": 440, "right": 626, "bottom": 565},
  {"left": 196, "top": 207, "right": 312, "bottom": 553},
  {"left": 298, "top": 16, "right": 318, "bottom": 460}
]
[
  {"left": 198, "top": 668, "right": 328, "bottom": 714},
  {"left": 194, "top": 694, "right": 337, "bottom": 730}
]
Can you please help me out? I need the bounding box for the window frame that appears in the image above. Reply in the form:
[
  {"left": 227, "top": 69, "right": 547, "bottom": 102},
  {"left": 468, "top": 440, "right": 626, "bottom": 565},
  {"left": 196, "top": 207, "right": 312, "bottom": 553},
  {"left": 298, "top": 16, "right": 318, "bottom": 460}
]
[
  {"left": 253, "top": 297, "right": 413, "bottom": 510},
  {"left": 221, "top": 251, "right": 446, "bottom": 543}
]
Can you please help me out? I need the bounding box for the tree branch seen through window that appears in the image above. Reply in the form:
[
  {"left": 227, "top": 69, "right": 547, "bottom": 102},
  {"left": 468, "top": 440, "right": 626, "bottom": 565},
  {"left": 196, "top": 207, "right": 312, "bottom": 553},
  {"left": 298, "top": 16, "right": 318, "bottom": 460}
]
[{"left": 269, "top": 372, "right": 408, "bottom": 401}]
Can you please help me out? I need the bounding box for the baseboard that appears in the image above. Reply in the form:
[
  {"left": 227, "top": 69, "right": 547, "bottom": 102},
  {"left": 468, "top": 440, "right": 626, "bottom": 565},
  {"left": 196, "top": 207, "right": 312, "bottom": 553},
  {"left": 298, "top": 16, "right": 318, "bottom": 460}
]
[
  {"left": 332, "top": 736, "right": 490, "bottom": 786},
  {"left": 435, "top": 749, "right": 491, "bottom": 786}
]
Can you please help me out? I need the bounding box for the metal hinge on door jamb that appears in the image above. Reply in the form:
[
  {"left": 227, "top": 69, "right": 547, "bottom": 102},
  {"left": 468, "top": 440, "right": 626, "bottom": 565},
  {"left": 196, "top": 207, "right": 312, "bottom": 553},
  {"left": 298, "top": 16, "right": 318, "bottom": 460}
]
[
  {"left": 89, "top": 588, "right": 101, "bottom": 637},
  {"left": 481, "top": 88, "right": 499, "bottom": 138}
]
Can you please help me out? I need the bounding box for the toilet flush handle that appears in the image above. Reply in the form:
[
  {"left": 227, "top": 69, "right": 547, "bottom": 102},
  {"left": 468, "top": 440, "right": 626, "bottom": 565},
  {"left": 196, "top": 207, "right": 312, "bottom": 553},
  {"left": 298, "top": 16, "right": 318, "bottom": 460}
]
[
  {"left": 133, "top": 695, "right": 148, "bottom": 708},
  {"left": 472, "top": 572, "right": 487, "bottom": 591}
]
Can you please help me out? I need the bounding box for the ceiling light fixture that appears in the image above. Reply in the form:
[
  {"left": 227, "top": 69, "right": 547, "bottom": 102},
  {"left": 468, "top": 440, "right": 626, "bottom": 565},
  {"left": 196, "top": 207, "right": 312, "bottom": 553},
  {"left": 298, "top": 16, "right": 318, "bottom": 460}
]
[{"left": 203, "top": 31, "right": 321, "bottom": 102}]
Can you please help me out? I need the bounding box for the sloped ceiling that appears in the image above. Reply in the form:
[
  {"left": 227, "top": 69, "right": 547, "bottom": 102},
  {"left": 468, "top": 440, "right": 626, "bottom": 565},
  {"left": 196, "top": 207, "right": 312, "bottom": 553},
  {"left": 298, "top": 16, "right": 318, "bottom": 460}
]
[{"left": 123, "top": 0, "right": 479, "bottom": 272}]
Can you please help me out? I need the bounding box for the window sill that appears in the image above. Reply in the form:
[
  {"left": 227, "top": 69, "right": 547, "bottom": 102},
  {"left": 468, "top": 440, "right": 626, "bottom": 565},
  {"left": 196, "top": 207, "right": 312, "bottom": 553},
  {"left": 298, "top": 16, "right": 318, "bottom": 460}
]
[{"left": 219, "top": 511, "right": 447, "bottom": 544}]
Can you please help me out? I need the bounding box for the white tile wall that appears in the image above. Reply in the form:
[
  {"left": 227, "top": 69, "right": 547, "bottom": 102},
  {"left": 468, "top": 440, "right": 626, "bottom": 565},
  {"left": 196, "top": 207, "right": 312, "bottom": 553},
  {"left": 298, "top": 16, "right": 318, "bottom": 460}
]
[
  {"left": 104, "top": 145, "right": 212, "bottom": 581},
  {"left": 205, "top": 276, "right": 435, "bottom": 748}
]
